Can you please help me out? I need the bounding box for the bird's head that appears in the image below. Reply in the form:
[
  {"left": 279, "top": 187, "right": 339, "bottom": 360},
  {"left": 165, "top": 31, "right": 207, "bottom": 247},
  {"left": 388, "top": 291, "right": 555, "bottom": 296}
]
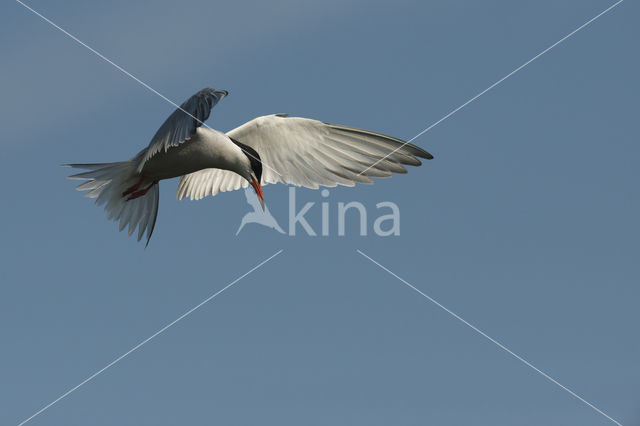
[{"left": 231, "top": 138, "right": 264, "bottom": 210}]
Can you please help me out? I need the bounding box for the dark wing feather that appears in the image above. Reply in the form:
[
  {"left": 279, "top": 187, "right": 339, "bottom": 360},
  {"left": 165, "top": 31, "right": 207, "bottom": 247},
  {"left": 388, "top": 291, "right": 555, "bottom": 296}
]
[{"left": 136, "top": 88, "right": 228, "bottom": 170}]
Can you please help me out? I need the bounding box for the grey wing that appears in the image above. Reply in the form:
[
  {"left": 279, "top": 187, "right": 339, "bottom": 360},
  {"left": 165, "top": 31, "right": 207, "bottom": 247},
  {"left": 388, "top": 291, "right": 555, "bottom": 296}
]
[
  {"left": 136, "top": 88, "right": 228, "bottom": 171},
  {"left": 228, "top": 115, "right": 433, "bottom": 188},
  {"left": 176, "top": 114, "right": 433, "bottom": 200}
]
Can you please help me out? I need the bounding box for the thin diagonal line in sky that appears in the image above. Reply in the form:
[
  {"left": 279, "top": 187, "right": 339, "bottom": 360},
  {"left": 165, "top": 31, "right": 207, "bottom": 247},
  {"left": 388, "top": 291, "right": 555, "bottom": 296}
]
[
  {"left": 17, "top": 249, "right": 284, "bottom": 426},
  {"left": 358, "top": 0, "right": 624, "bottom": 176},
  {"left": 356, "top": 249, "right": 623, "bottom": 426},
  {"left": 14, "top": 0, "right": 281, "bottom": 178}
]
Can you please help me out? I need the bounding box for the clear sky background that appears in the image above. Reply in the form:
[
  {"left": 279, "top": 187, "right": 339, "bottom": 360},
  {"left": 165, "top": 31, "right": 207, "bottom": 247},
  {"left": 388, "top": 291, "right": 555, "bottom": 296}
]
[{"left": 1, "top": 1, "right": 638, "bottom": 425}]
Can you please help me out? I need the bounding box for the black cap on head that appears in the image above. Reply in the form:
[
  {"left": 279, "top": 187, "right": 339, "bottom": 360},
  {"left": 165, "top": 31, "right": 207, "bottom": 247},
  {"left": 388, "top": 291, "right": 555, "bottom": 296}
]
[{"left": 230, "top": 138, "right": 262, "bottom": 183}]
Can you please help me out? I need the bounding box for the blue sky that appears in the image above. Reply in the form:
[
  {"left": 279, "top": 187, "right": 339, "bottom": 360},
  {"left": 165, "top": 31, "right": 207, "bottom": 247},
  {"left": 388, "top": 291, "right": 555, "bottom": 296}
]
[{"left": 1, "top": 1, "right": 638, "bottom": 425}]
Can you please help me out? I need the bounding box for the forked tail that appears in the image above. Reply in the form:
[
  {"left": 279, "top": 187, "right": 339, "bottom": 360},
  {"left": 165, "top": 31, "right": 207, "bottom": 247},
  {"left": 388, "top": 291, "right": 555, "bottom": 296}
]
[{"left": 65, "top": 161, "right": 160, "bottom": 246}]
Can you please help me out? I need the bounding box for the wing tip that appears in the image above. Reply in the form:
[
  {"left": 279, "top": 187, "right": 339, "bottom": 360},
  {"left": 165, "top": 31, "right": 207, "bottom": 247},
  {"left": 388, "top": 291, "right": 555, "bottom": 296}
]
[
  {"left": 419, "top": 151, "right": 434, "bottom": 160},
  {"left": 326, "top": 122, "right": 434, "bottom": 161}
]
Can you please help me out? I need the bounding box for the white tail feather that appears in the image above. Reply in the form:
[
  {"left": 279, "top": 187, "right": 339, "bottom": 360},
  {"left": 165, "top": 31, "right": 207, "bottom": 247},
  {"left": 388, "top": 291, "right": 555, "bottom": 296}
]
[{"left": 66, "top": 161, "right": 159, "bottom": 246}]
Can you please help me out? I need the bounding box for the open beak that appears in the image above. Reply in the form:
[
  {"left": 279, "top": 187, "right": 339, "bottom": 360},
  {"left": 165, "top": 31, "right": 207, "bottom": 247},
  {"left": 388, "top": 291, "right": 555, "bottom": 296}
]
[{"left": 250, "top": 175, "right": 265, "bottom": 211}]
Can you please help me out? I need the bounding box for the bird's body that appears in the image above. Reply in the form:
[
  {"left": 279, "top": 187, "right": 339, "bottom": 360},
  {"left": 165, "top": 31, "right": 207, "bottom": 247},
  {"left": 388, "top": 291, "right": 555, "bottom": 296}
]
[
  {"left": 66, "top": 88, "right": 433, "bottom": 245},
  {"left": 138, "top": 128, "right": 247, "bottom": 181}
]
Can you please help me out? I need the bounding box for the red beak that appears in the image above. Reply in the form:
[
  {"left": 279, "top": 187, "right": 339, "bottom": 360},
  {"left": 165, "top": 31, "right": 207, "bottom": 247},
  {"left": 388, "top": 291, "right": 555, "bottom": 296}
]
[{"left": 250, "top": 176, "right": 265, "bottom": 210}]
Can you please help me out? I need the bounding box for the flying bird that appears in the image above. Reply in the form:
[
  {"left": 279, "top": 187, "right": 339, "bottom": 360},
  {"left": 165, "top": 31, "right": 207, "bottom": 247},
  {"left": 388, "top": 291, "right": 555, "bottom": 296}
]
[{"left": 66, "top": 88, "right": 433, "bottom": 245}]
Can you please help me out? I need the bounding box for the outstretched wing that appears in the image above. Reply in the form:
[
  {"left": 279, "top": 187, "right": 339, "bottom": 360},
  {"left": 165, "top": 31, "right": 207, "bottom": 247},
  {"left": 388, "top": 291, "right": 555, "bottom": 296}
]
[
  {"left": 177, "top": 114, "right": 432, "bottom": 200},
  {"left": 136, "top": 88, "right": 228, "bottom": 171}
]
